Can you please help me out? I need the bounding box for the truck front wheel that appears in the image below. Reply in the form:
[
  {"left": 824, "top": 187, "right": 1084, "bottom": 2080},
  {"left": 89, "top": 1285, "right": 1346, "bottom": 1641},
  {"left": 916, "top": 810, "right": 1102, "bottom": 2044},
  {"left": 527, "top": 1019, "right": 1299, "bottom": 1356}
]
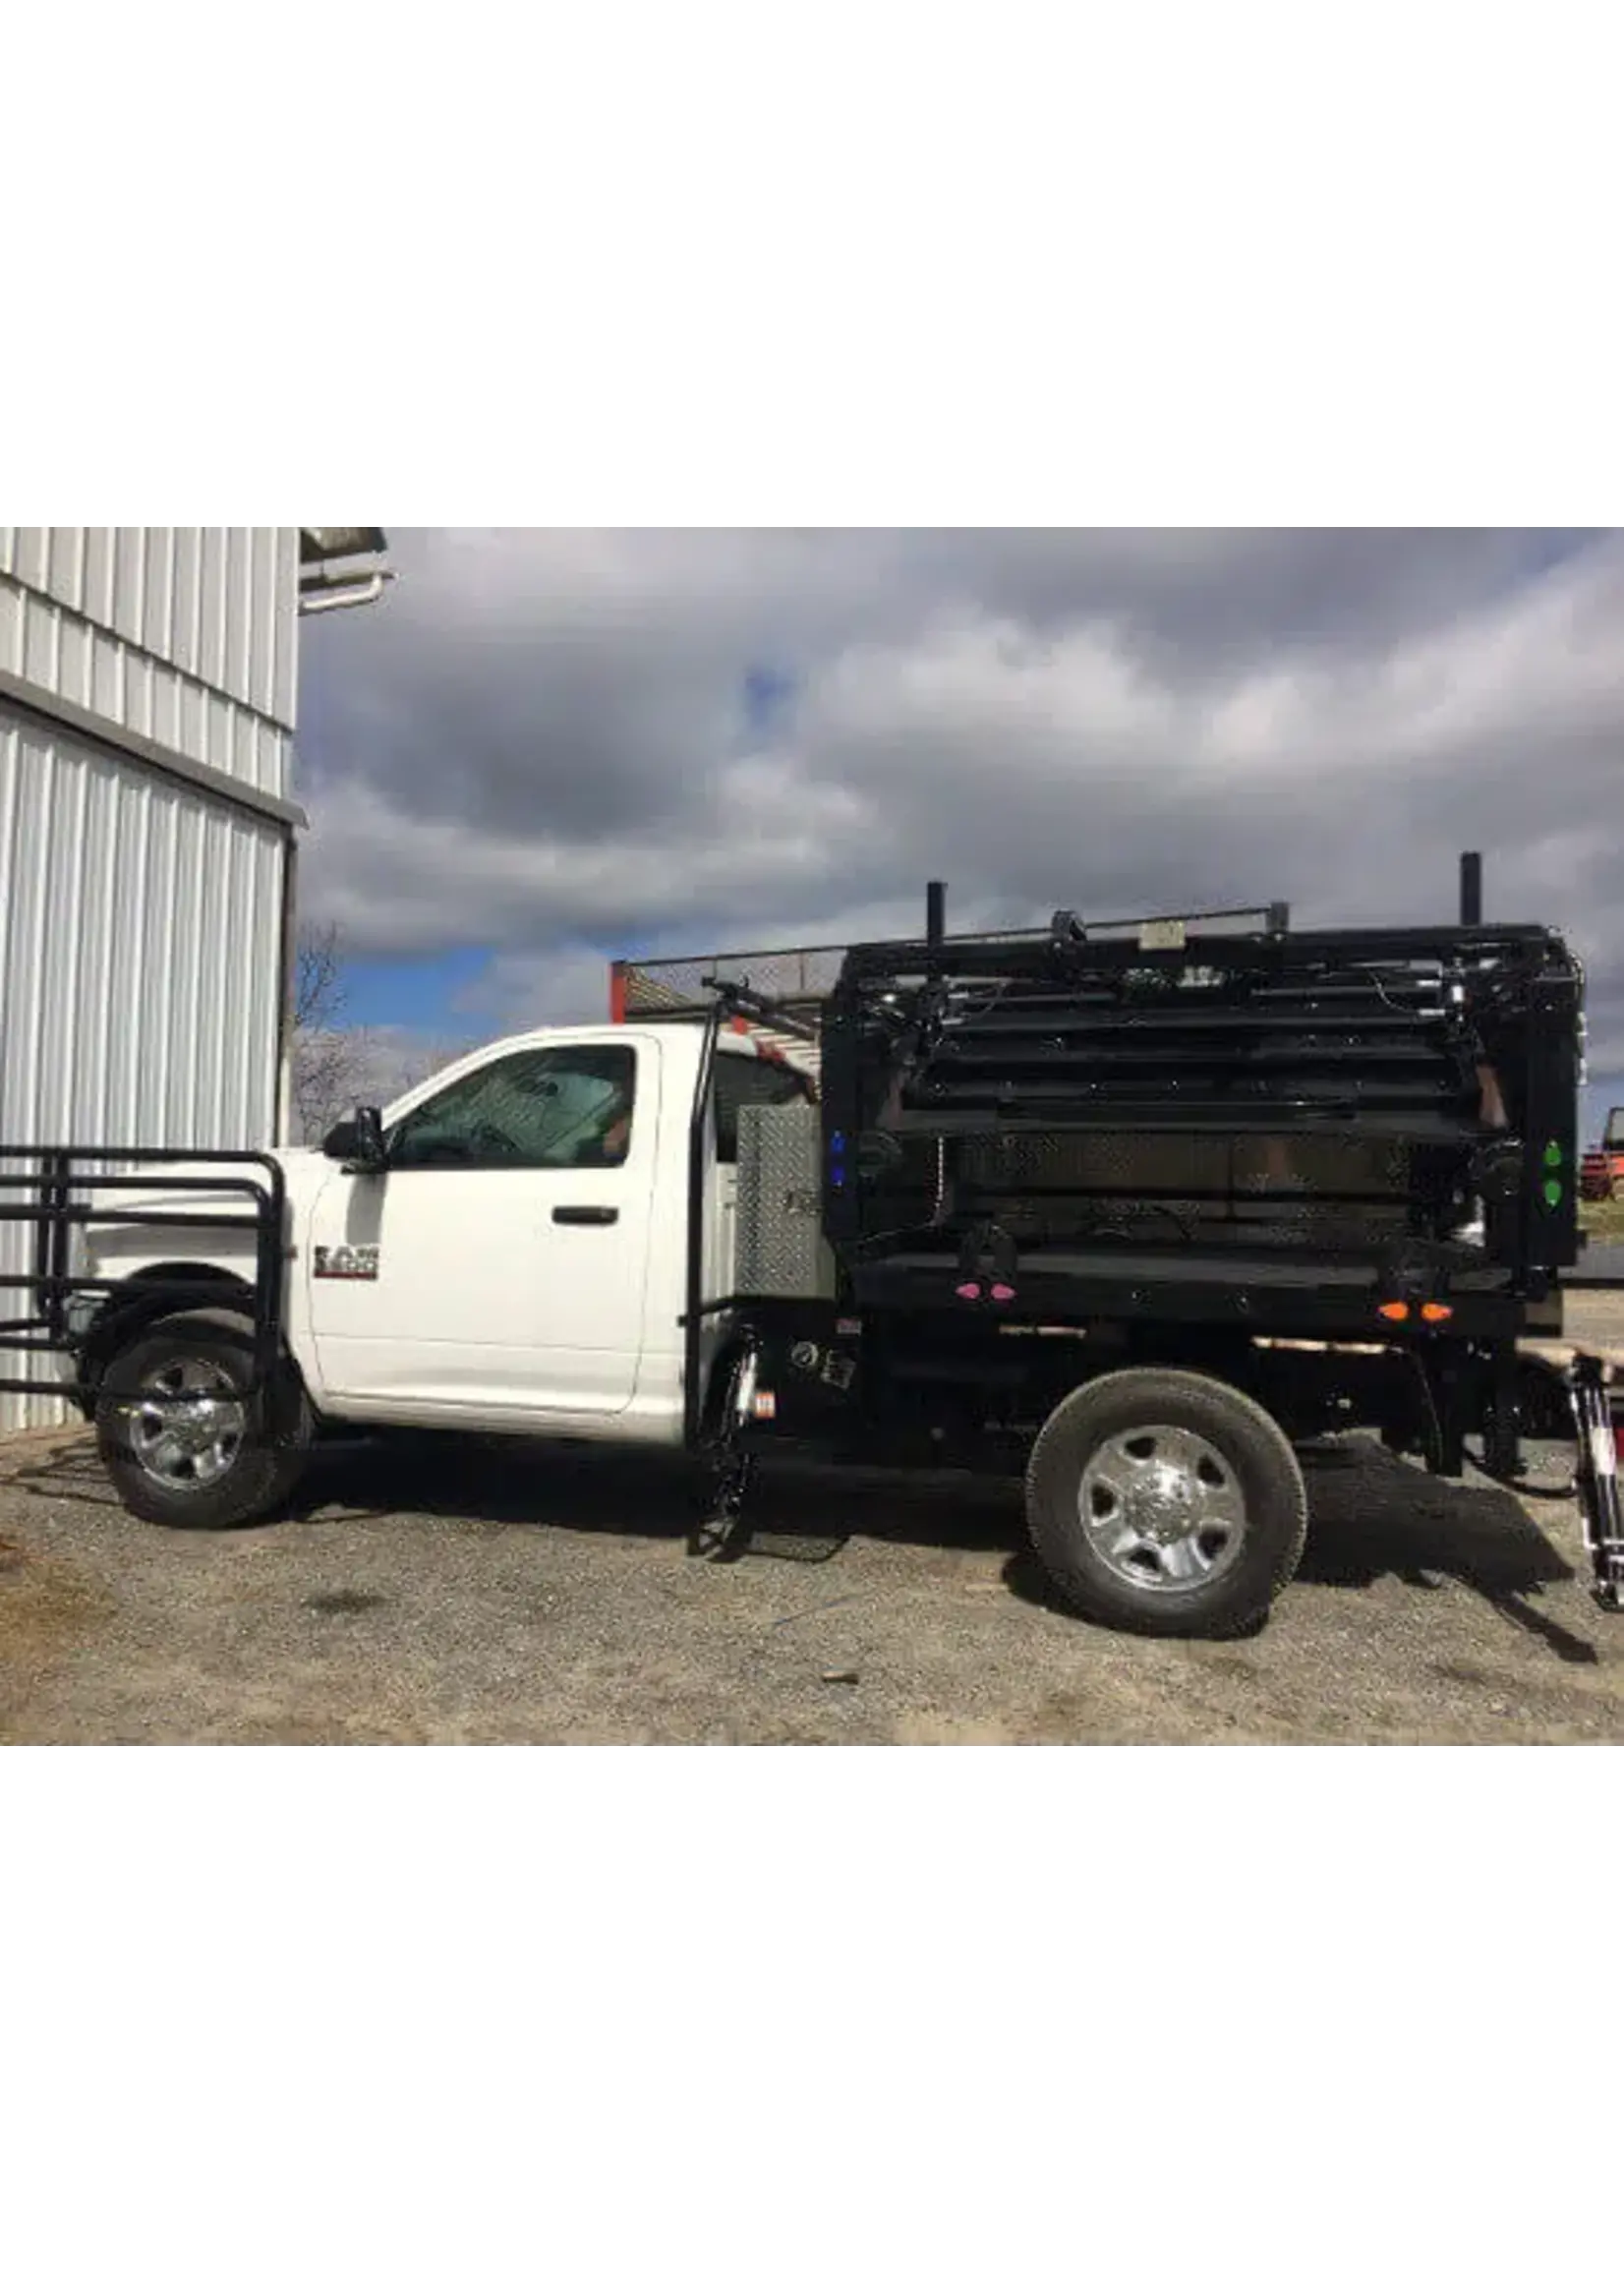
[
  {"left": 96, "top": 1309, "right": 312, "bottom": 1531},
  {"left": 1024, "top": 1369, "right": 1308, "bottom": 1639}
]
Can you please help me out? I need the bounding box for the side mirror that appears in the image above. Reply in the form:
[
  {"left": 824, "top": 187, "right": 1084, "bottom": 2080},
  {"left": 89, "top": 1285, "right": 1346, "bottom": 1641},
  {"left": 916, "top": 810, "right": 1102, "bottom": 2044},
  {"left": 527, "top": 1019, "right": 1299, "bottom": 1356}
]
[{"left": 322, "top": 1105, "right": 387, "bottom": 1173}]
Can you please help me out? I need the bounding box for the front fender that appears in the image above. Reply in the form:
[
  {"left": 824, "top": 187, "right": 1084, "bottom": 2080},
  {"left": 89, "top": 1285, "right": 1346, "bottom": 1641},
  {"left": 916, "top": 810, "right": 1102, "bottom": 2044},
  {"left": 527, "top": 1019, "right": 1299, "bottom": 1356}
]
[{"left": 78, "top": 1268, "right": 258, "bottom": 1390}]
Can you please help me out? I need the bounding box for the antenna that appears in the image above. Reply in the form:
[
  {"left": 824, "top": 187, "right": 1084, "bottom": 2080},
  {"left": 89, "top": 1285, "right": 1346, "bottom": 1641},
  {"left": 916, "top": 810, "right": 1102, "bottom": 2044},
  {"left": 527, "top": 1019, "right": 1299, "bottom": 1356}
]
[
  {"left": 1460, "top": 850, "right": 1482, "bottom": 926},
  {"left": 925, "top": 881, "right": 947, "bottom": 952}
]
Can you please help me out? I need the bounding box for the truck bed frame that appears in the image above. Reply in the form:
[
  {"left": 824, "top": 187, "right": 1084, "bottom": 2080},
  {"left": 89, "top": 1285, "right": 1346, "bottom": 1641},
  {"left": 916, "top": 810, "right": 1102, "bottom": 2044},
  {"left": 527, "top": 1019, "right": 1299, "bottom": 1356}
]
[{"left": 666, "top": 877, "right": 1623, "bottom": 1609}]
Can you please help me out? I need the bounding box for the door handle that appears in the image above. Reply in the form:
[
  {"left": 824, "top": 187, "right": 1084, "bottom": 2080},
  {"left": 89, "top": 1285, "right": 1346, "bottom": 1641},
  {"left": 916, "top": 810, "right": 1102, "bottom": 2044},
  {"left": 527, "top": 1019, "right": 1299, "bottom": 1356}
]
[{"left": 552, "top": 1205, "right": 619, "bottom": 1226}]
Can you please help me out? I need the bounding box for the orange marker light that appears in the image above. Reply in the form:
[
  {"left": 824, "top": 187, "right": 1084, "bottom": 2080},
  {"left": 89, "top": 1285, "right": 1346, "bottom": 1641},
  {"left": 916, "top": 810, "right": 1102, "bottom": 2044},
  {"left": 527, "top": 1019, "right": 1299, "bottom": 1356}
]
[
  {"left": 1420, "top": 1302, "right": 1453, "bottom": 1323},
  {"left": 1377, "top": 1301, "right": 1410, "bottom": 1322}
]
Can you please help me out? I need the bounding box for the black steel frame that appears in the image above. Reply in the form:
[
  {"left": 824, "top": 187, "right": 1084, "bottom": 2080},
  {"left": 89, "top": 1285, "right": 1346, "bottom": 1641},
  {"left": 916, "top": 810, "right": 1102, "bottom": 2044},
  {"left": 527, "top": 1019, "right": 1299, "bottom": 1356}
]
[
  {"left": 643, "top": 892, "right": 1591, "bottom": 1431},
  {"left": 819, "top": 904, "right": 1582, "bottom": 1316},
  {"left": 0, "top": 1146, "right": 287, "bottom": 1411},
  {"left": 682, "top": 1006, "right": 725, "bottom": 1451},
  {"left": 674, "top": 977, "right": 828, "bottom": 1452}
]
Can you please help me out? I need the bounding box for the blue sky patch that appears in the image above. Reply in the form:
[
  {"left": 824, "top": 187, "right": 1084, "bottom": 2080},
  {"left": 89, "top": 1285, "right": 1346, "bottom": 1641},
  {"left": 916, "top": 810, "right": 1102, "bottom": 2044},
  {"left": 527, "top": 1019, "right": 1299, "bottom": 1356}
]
[
  {"left": 741, "top": 663, "right": 796, "bottom": 736},
  {"left": 337, "top": 945, "right": 493, "bottom": 1031}
]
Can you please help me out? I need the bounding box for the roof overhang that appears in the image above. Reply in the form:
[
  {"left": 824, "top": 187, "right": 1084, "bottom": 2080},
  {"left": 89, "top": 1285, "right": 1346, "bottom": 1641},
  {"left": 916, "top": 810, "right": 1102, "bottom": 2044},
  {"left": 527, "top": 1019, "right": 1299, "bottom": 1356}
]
[
  {"left": 300, "top": 528, "right": 386, "bottom": 566},
  {"left": 299, "top": 528, "right": 393, "bottom": 616}
]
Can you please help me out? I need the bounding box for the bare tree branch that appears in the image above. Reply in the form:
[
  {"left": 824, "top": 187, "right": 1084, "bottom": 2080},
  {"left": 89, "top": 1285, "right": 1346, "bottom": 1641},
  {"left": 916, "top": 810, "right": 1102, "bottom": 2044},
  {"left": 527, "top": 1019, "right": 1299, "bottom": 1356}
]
[
  {"left": 291, "top": 920, "right": 374, "bottom": 1143},
  {"left": 295, "top": 920, "right": 348, "bottom": 1033},
  {"left": 389, "top": 1041, "right": 469, "bottom": 1095},
  {"left": 289, "top": 921, "right": 479, "bottom": 1142}
]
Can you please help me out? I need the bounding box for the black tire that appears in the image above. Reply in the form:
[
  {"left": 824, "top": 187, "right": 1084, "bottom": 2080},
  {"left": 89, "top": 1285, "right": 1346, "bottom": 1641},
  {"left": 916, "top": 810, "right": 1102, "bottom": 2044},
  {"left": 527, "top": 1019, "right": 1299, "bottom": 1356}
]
[
  {"left": 96, "top": 1308, "right": 312, "bottom": 1531},
  {"left": 1024, "top": 1368, "right": 1308, "bottom": 1639}
]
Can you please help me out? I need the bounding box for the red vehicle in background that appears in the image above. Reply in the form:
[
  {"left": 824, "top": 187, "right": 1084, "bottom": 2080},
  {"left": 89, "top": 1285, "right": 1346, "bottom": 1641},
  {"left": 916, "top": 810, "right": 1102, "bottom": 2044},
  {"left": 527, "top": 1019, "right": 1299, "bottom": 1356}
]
[{"left": 1581, "top": 1107, "right": 1624, "bottom": 1199}]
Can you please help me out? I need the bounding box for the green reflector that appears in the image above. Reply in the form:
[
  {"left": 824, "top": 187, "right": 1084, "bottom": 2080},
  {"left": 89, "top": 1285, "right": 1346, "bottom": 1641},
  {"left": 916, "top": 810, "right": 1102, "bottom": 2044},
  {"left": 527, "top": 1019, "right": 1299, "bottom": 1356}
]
[
  {"left": 1542, "top": 1178, "right": 1563, "bottom": 1207},
  {"left": 1543, "top": 1140, "right": 1564, "bottom": 1168}
]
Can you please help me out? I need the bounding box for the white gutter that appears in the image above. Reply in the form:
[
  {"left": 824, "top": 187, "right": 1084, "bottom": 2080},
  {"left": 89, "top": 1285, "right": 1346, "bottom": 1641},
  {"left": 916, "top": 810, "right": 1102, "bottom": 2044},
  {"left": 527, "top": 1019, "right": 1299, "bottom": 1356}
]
[{"left": 299, "top": 567, "right": 395, "bottom": 616}]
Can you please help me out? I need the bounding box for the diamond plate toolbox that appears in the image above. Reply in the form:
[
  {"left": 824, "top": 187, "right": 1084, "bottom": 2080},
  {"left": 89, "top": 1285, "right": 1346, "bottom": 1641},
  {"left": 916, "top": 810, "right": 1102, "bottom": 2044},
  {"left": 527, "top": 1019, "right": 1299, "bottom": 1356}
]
[{"left": 735, "top": 1104, "right": 837, "bottom": 1299}]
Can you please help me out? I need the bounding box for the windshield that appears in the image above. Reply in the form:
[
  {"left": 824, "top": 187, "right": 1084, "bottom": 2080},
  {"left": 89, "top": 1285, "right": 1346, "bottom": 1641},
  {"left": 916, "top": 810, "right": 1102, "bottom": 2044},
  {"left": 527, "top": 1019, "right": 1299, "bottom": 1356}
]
[{"left": 389, "top": 1045, "right": 636, "bottom": 1169}]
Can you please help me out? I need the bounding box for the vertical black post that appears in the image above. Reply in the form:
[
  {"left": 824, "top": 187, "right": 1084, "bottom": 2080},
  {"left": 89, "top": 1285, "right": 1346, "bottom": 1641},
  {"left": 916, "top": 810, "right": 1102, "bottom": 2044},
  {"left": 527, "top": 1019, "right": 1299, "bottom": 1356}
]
[
  {"left": 255, "top": 1155, "right": 288, "bottom": 1424},
  {"left": 926, "top": 880, "right": 947, "bottom": 956},
  {"left": 682, "top": 1001, "right": 725, "bottom": 1453},
  {"left": 1485, "top": 1338, "right": 1521, "bottom": 1479},
  {"left": 40, "top": 1148, "right": 71, "bottom": 1341},
  {"left": 1460, "top": 850, "right": 1482, "bottom": 927},
  {"left": 30, "top": 1148, "right": 54, "bottom": 1321}
]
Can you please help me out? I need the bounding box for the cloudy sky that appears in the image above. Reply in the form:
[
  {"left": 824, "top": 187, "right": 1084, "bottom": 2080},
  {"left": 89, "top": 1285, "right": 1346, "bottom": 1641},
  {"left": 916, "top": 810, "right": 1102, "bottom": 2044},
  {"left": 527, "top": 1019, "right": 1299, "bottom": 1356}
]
[{"left": 295, "top": 528, "right": 1623, "bottom": 1129}]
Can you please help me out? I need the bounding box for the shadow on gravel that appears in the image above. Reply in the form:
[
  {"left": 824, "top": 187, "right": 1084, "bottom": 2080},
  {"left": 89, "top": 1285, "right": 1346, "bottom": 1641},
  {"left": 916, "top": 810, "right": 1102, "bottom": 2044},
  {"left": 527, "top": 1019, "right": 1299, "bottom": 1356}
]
[
  {"left": 9, "top": 1427, "right": 1595, "bottom": 1663},
  {"left": 293, "top": 1433, "right": 1009, "bottom": 1558},
  {"left": 9, "top": 1435, "right": 303, "bottom": 1534},
  {"left": 7, "top": 1437, "right": 119, "bottom": 1509},
  {"left": 1291, "top": 1441, "right": 1595, "bottom": 1665},
  {"left": 1008, "top": 1440, "right": 1591, "bottom": 1657}
]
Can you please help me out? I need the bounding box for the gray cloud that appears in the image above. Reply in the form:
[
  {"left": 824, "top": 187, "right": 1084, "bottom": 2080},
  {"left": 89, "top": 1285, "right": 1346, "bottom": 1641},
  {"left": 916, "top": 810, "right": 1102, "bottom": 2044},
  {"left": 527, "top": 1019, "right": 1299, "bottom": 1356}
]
[{"left": 295, "top": 528, "right": 1624, "bottom": 1118}]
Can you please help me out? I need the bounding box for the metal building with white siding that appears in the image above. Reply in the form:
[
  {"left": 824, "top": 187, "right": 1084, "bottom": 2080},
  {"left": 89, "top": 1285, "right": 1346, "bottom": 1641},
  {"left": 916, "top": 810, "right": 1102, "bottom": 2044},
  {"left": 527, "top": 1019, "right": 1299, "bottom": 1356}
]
[{"left": 0, "top": 526, "right": 387, "bottom": 1430}]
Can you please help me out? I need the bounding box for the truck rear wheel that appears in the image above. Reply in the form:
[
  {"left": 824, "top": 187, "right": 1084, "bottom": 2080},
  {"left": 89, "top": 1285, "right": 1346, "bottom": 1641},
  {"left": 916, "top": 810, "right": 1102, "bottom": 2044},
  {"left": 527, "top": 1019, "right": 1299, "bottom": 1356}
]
[
  {"left": 96, "top": 1309, "right": 311, "bottom": 1531},
  {"left": 1024, "top": 1368, "right": 1308, "bottom": 1639}
]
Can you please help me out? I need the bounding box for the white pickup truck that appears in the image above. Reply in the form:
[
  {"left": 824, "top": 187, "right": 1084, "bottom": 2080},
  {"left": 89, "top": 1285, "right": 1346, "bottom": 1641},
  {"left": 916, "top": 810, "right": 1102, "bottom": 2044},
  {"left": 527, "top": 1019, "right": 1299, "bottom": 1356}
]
[
  {"left": 8, "top": 882, "right": 1621, "bottom": 1640},
  {"left": 64, "top": 1019, "right": 810, "bottom": 1534}
]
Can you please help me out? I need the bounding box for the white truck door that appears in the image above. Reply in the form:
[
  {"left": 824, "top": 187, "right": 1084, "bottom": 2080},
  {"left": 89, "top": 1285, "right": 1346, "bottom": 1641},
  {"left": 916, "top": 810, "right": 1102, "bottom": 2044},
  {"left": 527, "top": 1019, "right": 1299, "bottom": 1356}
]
[{"left": 304, "top": 1036, "right": 658, "bottom": 1419}]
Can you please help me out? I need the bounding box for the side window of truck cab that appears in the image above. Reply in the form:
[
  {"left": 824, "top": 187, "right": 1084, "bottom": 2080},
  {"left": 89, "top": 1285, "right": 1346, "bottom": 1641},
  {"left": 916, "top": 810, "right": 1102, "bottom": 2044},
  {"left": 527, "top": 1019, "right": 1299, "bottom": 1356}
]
[
  {"left": 712, "top": 1051, "right": 812, "bottom": 1165},
  {"left": 387, "top": 1044, "right": 638, "bottom": 1170}
]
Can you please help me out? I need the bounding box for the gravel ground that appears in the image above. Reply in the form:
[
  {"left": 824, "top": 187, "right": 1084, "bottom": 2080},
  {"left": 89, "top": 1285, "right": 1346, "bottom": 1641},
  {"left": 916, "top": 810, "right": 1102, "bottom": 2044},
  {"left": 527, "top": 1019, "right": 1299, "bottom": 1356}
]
[
  {"left": 1562, "top": 1241, "right": 1624, "bottom": 1282},
  {"left": 4, "top": 1298, "right": 1624, "bottom": 1746}
]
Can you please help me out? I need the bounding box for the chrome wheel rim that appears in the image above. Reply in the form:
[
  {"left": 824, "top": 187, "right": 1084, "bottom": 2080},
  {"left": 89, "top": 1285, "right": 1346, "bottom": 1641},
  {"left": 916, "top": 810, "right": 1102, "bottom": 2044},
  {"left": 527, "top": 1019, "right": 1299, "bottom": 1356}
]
[
  {"left": 130, "top": 1358, "right": 246, "bottom": 1490},
  {"left": 1078, "top": 1425, "right": 1247, "bottom": 1594}
]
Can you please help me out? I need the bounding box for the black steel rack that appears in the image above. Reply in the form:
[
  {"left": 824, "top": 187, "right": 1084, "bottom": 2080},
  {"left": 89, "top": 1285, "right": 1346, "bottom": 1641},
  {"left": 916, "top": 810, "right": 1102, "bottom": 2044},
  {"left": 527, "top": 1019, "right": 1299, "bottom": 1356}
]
[
  {"left": 818, "top": 876, "right": 1583, "bottom": 1315},
  {"left": 0, "top": 1146, "right": 287, "bottom": 1413}
]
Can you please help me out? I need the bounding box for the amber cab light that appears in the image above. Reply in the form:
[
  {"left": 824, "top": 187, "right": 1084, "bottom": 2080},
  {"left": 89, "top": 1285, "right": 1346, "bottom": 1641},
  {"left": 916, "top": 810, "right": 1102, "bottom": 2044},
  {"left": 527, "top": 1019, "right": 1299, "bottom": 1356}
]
[
  {"left": 1420, "top": 1302, "right": 1453, "bottom": 1323},
  {"left": 1377, "top": 1301, "right": 1410, "bottom": 1322}
]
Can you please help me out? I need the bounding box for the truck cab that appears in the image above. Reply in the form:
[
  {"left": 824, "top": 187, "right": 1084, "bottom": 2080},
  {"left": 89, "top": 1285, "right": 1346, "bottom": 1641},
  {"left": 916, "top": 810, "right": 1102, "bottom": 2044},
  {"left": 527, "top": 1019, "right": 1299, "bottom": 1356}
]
[
  {"left": 72, "top": 1021, "right": 810, "bottom": 1474},
  {"left": 303, "top": 1020, "right": 808, "bottom": 1437}
]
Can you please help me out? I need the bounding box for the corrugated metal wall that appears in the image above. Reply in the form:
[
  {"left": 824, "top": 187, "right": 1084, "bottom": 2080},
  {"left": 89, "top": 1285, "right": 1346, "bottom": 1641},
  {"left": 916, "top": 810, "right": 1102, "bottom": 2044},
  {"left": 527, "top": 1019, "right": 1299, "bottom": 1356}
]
[
  {"left": 0, "top": 527, "right": 298, "bottom": 797},
  {"left": 0, "top": 528, "right": 298, "bottom": 1430},
  {"left": 0, "top": 718, "right": 289, "bottom": 1430}
]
